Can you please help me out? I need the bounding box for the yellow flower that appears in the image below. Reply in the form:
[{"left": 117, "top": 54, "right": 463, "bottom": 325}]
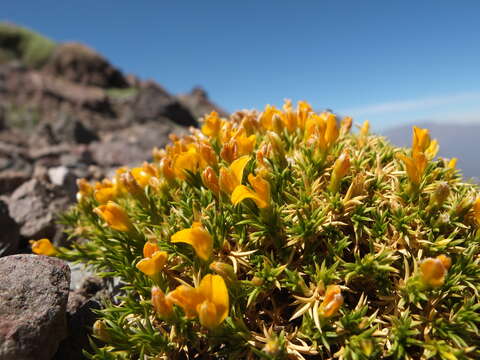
[
  {"left": 131, "top": 163, "right": 157, "bottom": 188},
  {"left": 202, "top": 167, "right": 220, "bottom": 194},
  {"left": 201, "top": 111, "right": 222, "bottom": 138},
  {"left": 412, "top": 126, "right": 438, "bottom": 159},
  {"left": 420, "top": 255, "right": 451, "bottom": 288},
  {"left": 319, "top": 285, "right": 343, "bottom": 318},
  {"left": 231, "top": 173, "right": 270, "bottom": 209},
  {"left": 280, "top": 99, "right": 297, "bottom": 132},
  {"left": 324, "top": 113, "right": 339, "bottom": 147},
  {"left": 233, "top": 131, "right": 256, "bottom": 157},
  {"left": 167, "top": 274, "right": 229, "bottom": 329},
  {"left": 396, "top": 152, "right": 427, "bottom": 186},
  {"left": 173, "top": 147, "right": 201, "bottom": 180},
  {"left": 328, "top": 152, "right": 350, "bottom": 193},
  {"left": 218, "top": 155, "right": 250, "bottom": 194},
  {"left": 472, "top": 198, "right": 480, "bottom": 225},
  {"left": 448, "top": 158, "right": 457, "bottom": 169},
  {"left": 30, "top": 238, "right": 57, "bottom": 256},
  {"left": 151, "top": 286, "right": 173, "bottom": 318},
  {"left": 171, "top": 222, "right": 213, "bottom": 261},
  {"left": 76, "top": 178, "right": 93, "bottom": 202},
  {"left": 93, "top": 201, "right": 132, "bottom": 232},
  {"left": 94, "top": 180, "right": 117, "bottom": 204},
  {"left": 259, "top": 104, "right": 281, "bottom": 131},
  {"left": 358, "top": 120, "right": 370, "bottom": 147},
  {"left": 136, "top": 251, "right": 168, "bottom": 277}
]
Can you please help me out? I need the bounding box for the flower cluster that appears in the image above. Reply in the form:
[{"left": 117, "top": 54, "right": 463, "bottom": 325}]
[{"left": 39, "top": 101, "right": 480, "bottom": 359}]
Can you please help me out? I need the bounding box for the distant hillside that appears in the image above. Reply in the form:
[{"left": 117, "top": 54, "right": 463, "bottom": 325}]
[{"left": 383, "top": 122, "right": 480, "bottom": 180}]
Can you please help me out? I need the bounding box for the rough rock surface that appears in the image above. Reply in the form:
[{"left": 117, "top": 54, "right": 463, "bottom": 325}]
[
  {"left": 8, "top": 178, "right": 70, "bottom": 239},
  {"left": 0, "top": 254, "right": 70, "bottom": 360}
]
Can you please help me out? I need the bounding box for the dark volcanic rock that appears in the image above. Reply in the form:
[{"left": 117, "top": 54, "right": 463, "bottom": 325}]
[
  {"left": 8, "top": 178, "right": 70, "bottom": 239},
  {"left": 90, "top": 121, "right": 187, "bottom": 167},
  {"left": 50, "top": 114, "right": 99, "bottom": 144},
  {"left": 0, "top": 199, "right": 20, "bottom": 256},
  {"left": 0, "top": 254, "right": 70, "bottom": 360},
  {"left": 178, "top": 86, "right": 228, "bottom": 120},
  {"left": 43, "top": 42, "right": 128, "bottom": 89},
  {"left": 134, "top": 81, "right": 197, "bottom": 127},
  {"left": 0, "top": 170, "right": 30, "bottom": 195}
]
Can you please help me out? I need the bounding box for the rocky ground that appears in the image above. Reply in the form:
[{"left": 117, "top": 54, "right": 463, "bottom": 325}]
[{"left": 0, "top": 23, "right": 225, "bottom": 359}]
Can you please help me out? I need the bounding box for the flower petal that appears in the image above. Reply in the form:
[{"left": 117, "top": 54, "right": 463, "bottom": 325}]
[
  {"left": 198, "top": 274, "right": 229, "bottom": 324},
  {"left": 231, "top": 185, "right": 268, "bottom": 209},
  {"left": 171, "top": 225, "right": 213, "bottom": 261}
]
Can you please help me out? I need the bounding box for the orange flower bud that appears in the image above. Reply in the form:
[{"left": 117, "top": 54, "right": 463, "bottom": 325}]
[
  {"left": 319, "top": 284, "right": 343, "bottom": 318},
  {"left": 151, "top": 286, "right": 173, "bottom": 318},
  {"left": 329, "top": 152, "right": 350, "bottom": 193},
  {"left": 420, "top": 255, "right": 451, "bottom": 288},
  {"left": 202, "top": 167, "right": 220, "bottom": 194}
]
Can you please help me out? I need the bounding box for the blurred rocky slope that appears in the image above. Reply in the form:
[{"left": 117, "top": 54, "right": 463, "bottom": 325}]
[{"left": 0, "top": 22, "right": 226, "bottom": 256}]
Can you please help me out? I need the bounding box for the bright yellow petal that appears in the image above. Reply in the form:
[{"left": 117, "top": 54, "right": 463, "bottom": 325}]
[
  {"left": 425, "top": 139, "right": 439, "bottom": 160},
  {"left": 325, "top": 113, "right": 339, "bottom": 147},
  {"left": 93, "top": 202, "right": 132, "bottom": 232},
  {"left": 396, "top": 153, "right": 420, "bottom": 185},
  {"left": 197, "top": 300, "right": 220, "bottom": 329},
  {"left": 136, "top": 251, "right": 167, "bottom": 276},
  {"left": 167, "top": 285, "right": 203, "bottom": 318},
  {"left": 229, "top": 155, "right": 250, "bottom": 185},
  {"left": 30, "top": 238, "right": 57, "bottom": 256},
  {"left": 248, "top": 174, "right": 270, "bottom": 206},
  {"left": 198, "top": 274, "right": 229, "bottom": 324},
  {"left": 94, "top": 187, "right": 116, "bottom": 204},
  {"left": 171, "top": 226, "right": 213, "bottom": 261},
  {"left": 412, "top": 126, "right": 431, "bottom": 154},
  {"left": 231, "top": 185, "right": 269, "bottom": 209}
]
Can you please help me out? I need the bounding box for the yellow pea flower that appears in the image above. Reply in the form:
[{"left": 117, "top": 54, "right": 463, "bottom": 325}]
[
  {"left": 231, "top": 173, "right": 270, "bottom": 209},
  {"left": 94, "top": 180, "right": 117, "bottom": 204},
  {"left": 218, "top": 155, "right": 250, "bottom": 194},
  {"left": 167, "top": 274, "right": 229, "bottom": 329},
  {"left": 448, "top": 158, "right": 457, "bottom": 169},
  {"left": 412, "top": 126, "right": 438, "bottom": 159},
  {"left": 201, "top": 111, "right": 222, "bottom": 138},
  {"left": 76, "top": 178, "right": 93, "bottom": 202},
  {"left": 259, "top": 104, "right": 281, "bottom": 131},
  {"left": 151, "top": 287, "right": 173, "bottom": 318},
  {"left": 304, "top": 113, "right": 327, "bottom": 141},
  {"left": 202, "top": 167, "right": 220, "bottom": 194},
  {"left": 328, "top": 152, "right": 351, "bottom": 193},
  {"left": 358, "top": 120, "right": 370, "bottom": 147},
  {"left": 396, "top": 151, "right": 427, "bottom": 187},
  {"left": 131, "top": 163, "right": 156, "bottom": 188},
  {"left": 420, "top": 255, "right": 451, "bottom": 288},
  {"left": 171, "top": 222, "right": 213, "bottom": 261},
  {"left": 136, "top": 251, "right": 168, "bottom": 277},
  {"left": 473, "top": 198, "right": 480, "bottom": 225},
  {"left": 319, "top": 284, "right": 344, "bottom": 318},
  {"left": 233, "top": 131, "right": 256, "bottom": 157},
  {"left": 30, "top": 238, "right": 57, "bottom": 256},
  {"left": 143, "top": 241, "right": 159, "bottom": 258},
  {"left": 324, "top": 113, "right": 339, "bottom": 147},
  {"left": 173, "top": 147, "right": 202, "bottom": 180},
  {"left": 93, "top": 201, "right": 132, "bottom": 232}
]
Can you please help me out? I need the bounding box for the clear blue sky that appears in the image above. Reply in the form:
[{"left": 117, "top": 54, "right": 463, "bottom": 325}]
[{"left": 3, "top": 1, "right": 480, "bottom": 130}]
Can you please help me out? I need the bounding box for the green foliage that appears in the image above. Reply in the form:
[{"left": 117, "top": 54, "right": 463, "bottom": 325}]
[
  {"left": 0, "top": 22, "right": 56, "bottom": 68},
  {"left": 56, "top": 104, "right": 480, "bottom": 359}
]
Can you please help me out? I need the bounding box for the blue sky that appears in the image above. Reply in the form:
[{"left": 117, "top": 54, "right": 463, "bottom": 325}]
[{"left": 3, "top": 1, "right": 480, "bottom": 130}]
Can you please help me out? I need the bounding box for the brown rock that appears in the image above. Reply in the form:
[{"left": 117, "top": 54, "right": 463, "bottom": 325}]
[{"left": 0, "top": 254, "right": 70, "bottom": 360}]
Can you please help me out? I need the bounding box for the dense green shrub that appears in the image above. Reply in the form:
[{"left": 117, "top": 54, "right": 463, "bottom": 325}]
[
  {"left": 34, "top": 101, "right": 480, "bottom": 359},
  {"left": 0, "top": 22, "right": 56, "bottom": 68}
]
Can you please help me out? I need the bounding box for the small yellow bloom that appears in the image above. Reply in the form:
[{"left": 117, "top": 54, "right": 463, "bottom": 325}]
[
  {"left": 136, "top": 251, "right": 168, "bottom": 277},
  {"left": 202, "top": 167, "right": 220, "bottom": 194},
  {"left": 30, "top": 238, "right": 57, "bottom": 256},
  {"left": 173, "top": 147, "right": 201, "bottom": 180},
  {"left": 93, "top": 201, "right": 132, "bottom": 232},
  {"left": 220, "top": 141, "right": 238, "bottom": 163},
  {"left": 233, "top": 131, "right": 256, "bottom": 157},
  {"left": 198, "top": 142, "right": 218, "bottom": 168},
  {"left": 472, "top": 198, "right": 480, "bottom": 225},
  {"left": 201, "top": 111, "right": 222, "bottom": 138},
  {"left": 280, "top": 99, "right": 297, "bottom": 132},
  {"left": 143, "top": 241, "right": 159, "bottom": 258},
  {"left": 94, "top": 180, "right": 117, "bottom": 204},
  {"left": 76, "top": 178, "right": 93, "bottom": 202},
  {"left": 171, "top": 222, "right": 213, "bottom": 261},
  {"left": 447, "top": 158, "right": 457, "bottom": 169},
  {"left": 167, "top": 274, "right": 229, "bottom": 329},
  {"left": 151, "top": 286, "right": 174, "bottom": 318},
  {"left": 328, "top": 152, "right": 350, "bottom": 193},
  {"left": 420, "top": 255, "right": 451, "bottom": 288},
  {"left": 396, "top": 152, "right": 427, "bottom": 187},
  {"left": 358, "top": 120, "right": 370, "bottom": 147},
  {"left": 131, "top": 164, "right": 154, "bottom": 188},
  {"left": 218, "top": 155, "right": 250, "bottom": 194},
  {"left": 324, "top": 113, "right": 339, "bottom": 147},
  {"left": 319, "top": 285, "right": 343, "bottom": 318},
  {"left": 259, "top": 104, "right": 281, "bottom": 131},
  {"left": 231, "top": 173, "right": 270, "bottom": 209},
  {"left": 412, "top": 126, "right": 431, "bottom": 154}
]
